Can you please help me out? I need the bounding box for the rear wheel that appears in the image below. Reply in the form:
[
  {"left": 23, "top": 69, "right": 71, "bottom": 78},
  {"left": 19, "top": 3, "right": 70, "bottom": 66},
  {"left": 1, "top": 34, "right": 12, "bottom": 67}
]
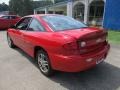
[
  {"left": 7, "top": 35, "right": 15, "bottom": 48},
  {"left": 36, "top": 49, "right": 54, "bottom": 76}
]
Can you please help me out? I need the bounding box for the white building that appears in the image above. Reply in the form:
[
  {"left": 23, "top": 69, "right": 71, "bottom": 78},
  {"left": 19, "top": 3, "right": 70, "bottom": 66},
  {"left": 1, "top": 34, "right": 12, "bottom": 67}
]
[{"left": 34, "top": 0, "right": 105, "bottom": 25}]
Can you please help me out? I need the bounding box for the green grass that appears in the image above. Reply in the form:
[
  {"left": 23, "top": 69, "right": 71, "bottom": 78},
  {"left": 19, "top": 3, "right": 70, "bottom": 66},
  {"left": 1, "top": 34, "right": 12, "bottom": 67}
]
[{"left": 108, "top": 30, "right": 120, "bottom": 44}]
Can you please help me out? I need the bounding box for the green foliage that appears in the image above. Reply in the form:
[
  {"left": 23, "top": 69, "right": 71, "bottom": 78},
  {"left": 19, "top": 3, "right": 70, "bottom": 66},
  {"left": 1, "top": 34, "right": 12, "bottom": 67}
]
[
  {"left": 9, "top": 0, "right": 65, "bottom": 16},
  {"left": 108, "top": 30, "right": 120, "bottom": 44},
  {"left": 9, "top": 0, "right": 33, "bottom": 16},
  {"left": 32, "top": 1, "right": 52, "bottom": 9},
  {"left": 0, "top": 3, "right": 9, "bottom": 12}
]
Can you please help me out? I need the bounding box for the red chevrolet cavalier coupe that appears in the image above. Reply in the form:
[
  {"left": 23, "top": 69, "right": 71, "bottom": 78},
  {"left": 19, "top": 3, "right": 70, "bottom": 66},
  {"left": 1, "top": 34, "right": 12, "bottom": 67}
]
[
  {"left": 0, "top": 15, "right": 21, "bottom": 29},
  {"left": 7, "top": 14, "right": 110, "bottom": 76}
]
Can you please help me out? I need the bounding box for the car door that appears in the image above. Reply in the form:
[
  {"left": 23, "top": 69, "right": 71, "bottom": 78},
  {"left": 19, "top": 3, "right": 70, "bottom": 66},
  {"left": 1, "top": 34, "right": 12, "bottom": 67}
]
[
  {"left": 10, "top": 17, "right": 32, "bottom": 49},
  {"left": 21, "top": 18, "right": 45, "bottom": 56}
]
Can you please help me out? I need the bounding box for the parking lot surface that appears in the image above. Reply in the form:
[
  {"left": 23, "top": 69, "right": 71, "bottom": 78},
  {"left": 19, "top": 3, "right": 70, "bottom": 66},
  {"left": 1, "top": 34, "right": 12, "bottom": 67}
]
[{"left": 0, "top": 31, "right": 120, "bottom": 90}]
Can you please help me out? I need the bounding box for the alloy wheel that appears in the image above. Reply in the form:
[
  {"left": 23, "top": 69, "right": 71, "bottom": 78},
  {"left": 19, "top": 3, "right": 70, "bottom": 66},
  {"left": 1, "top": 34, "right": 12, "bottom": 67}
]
[{"left": 38, "top": 53, "right": 49, "bottom": 73}]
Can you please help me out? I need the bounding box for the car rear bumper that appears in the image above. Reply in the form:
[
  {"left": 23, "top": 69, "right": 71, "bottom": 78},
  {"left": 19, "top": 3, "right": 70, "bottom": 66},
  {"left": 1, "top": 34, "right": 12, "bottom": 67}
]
[{"left": 49, "top": 44, "right": 110, "bottom": 72}]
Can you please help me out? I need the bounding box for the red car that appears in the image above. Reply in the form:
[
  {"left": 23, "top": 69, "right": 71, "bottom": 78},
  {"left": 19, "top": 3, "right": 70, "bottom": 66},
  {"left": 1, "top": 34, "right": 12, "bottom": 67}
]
[
  {"left": 7, "top": 14, "right": 110, "bottom": 76},
  {"left": 0, "top": 15, "right": 21, "bottom": 29}
]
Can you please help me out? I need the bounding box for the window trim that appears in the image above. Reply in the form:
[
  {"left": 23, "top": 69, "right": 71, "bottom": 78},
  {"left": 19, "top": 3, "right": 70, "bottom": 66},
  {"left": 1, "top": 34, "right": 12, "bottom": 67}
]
[{"left": 27, "top": 17, "right": 46, "bottom": 32}]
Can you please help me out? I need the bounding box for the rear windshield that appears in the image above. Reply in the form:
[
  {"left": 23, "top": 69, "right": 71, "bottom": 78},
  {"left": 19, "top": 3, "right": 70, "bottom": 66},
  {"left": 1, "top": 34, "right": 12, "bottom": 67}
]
[{"left": 42, "top": 15, "right": 87, "bottom": 31}]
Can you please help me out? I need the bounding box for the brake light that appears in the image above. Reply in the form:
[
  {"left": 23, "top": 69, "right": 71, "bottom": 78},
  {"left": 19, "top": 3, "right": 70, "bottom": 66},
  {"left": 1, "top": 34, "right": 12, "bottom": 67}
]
[{"left": 63, "top": 42, "right": 78, "bottom": 50}]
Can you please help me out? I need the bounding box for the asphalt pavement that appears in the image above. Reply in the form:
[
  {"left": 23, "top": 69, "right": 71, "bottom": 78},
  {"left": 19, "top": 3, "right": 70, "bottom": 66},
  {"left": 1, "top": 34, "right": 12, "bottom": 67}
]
[{"left": 0, "top": 31, "right": 120, "bottom": 90}]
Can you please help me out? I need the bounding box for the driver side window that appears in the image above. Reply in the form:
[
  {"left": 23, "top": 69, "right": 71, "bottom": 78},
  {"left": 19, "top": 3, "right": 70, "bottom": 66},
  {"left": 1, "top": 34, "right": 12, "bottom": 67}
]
[{"left": 16, "top": 17, "right": 32, "bottom": 30}]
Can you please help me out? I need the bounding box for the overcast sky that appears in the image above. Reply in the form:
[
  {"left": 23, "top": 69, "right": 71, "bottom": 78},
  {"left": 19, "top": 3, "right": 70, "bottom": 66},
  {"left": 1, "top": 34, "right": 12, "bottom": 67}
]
[
  {"left": 0, "top": 0, "right": 40, "bottom": 5},
  {"left": 0, "top": 0, "right": 9, "bottom": 4}
]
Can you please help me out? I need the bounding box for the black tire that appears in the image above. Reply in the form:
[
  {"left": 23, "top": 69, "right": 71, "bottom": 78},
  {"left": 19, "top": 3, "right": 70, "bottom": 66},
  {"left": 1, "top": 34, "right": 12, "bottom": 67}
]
[
  {"left": 36, "top": 49, "right": 54, "bottom": 76},
  {"left": 7, "top": 35, "right": 16, "bottom": 48}
]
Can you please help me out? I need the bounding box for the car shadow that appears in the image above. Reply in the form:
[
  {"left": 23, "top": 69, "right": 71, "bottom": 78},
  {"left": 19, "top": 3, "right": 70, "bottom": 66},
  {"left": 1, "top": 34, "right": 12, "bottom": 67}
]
[
  {"left": 50, "top": 63, "right": 120, "bottom": 90},
  {"left": 14, "top": 47, "right": 120, "bottom": 90}
]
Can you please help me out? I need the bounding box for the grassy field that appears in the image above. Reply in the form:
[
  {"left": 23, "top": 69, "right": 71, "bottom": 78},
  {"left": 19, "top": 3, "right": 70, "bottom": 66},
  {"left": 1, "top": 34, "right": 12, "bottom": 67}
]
[{"left": 108, "top": 30, "right": 120, "bottom": 44}]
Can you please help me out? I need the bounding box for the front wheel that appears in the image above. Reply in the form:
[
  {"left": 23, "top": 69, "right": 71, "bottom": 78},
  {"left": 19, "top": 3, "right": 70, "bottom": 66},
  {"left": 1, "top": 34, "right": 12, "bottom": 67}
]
[
  {"left": 36, "top": 50, "right": 54, "bottom": 76},
  {"left": 7, "top": 35, "right": 15, "bottom": 48}
]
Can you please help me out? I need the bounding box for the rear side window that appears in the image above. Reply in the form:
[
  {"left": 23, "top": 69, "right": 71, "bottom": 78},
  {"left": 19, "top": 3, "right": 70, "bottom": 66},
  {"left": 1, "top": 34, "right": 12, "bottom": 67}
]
[
  {"left": 28, "top": 18, "right": 45, "bottom": 31},
  {"left": 42, "top": 15, "right": 87, "bottom": 31}
]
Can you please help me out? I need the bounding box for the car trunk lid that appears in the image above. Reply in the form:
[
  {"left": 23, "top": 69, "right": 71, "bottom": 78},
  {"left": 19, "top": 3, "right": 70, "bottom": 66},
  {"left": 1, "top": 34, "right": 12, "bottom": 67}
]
[{"left": 59, "top": 27, "right": 108, "bottom": 54}]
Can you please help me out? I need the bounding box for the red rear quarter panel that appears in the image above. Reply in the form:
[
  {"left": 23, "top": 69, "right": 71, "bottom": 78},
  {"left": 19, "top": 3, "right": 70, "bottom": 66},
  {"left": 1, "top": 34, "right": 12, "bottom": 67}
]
[{"left": 20, "top": 31, "right": 75, "bottom": 57}]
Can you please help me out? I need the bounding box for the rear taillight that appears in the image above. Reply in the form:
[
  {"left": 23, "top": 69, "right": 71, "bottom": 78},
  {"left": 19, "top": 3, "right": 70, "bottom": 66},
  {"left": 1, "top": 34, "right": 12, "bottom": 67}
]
[{"left": 63, "top": 42, "right": 78, "bottom": 50}]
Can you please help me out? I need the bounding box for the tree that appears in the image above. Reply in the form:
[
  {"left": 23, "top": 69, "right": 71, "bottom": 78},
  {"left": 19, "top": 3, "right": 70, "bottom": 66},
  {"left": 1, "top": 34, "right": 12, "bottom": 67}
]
[
  {"left": 9, "top": 0, "right": 33, "bottom": 16},
  {"left": 32, "top": 0, "right": 52, "bottom": 9},
  {"left": 0, "top": 3, "right": 9, "bottom": 12},
  {"left": 22, "top": 0, "right": 33, "bottom": 15},
  {"left": 9, "top": 0, "right": 65, "bottom": 16}
]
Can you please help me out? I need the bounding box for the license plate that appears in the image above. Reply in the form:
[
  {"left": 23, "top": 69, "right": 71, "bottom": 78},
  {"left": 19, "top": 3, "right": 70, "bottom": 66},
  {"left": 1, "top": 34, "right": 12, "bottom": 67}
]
[{"left": 96, "top": 58, "right": 104, "bottom": 64}]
